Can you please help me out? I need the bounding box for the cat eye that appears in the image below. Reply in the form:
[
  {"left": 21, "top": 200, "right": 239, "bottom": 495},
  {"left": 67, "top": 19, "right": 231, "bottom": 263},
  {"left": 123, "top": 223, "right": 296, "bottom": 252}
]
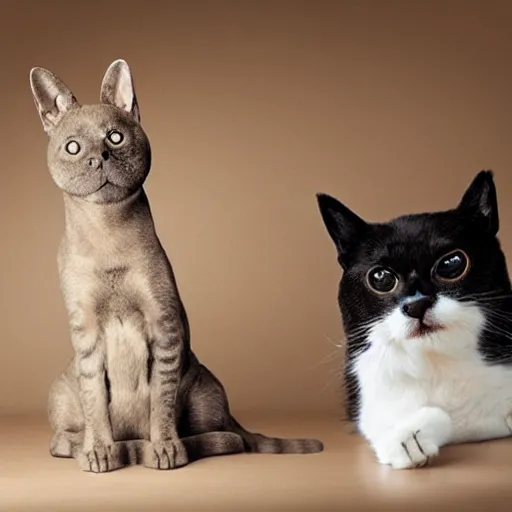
[
  {"left": 433, "top": 250, "right": 470, "bottom": 282},
  {"left": 366, "top": 267, "right": 399, "bottom": 294},
  {"left": 107, "top": 130, "right": 124, "bottom": 145},
  {"left": 65, "top": 141, "right": 80, "bottom": 155}
]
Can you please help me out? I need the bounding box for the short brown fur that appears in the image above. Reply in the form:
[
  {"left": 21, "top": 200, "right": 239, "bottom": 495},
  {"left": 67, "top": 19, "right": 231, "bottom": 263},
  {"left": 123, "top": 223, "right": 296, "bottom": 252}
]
[{"left": 30, "top": 60, "right": 323, "bottom": 473}]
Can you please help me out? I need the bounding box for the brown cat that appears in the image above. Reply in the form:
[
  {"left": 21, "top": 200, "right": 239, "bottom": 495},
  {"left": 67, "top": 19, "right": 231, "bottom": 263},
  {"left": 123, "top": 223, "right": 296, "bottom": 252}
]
[{"left": 29, "top": 59, "right": 324, "bottom": 473}]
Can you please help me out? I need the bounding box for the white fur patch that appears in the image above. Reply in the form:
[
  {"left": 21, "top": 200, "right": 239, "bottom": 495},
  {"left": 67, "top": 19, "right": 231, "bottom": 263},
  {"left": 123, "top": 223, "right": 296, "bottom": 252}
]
[{"left": 353, "top": 296, "right": 512, "bottom": 469}]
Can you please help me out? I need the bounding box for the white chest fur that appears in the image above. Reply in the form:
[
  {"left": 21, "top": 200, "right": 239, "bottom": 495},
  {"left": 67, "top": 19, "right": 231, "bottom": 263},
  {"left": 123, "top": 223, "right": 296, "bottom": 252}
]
[
  {"left": 356, "top": 341, "right": 512, "bottom": 443},
  {"left": 352, "top": 296, "right": 512, "bottom": 469}
]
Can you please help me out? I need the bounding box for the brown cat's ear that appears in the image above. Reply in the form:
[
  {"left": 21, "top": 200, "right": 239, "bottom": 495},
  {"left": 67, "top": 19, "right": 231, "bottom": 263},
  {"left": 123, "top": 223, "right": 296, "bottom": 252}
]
[
  {"left": 29, "top": 67, "right": 80, "bottom": 135},
  {"left": 100, "top": 59, "right": 140, "bottom": 123}
]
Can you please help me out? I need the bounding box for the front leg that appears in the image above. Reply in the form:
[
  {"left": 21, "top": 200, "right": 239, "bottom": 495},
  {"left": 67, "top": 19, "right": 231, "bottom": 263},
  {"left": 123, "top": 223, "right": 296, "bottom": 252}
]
[
  {"left": 144, "top": 311, "right": 188, "bottom": 470},
  {"left": 71, "top": 313, "right": 121, "bottom": 473},
  {"left": 369, "top": 406, "right": 453, "bottom": 470},
  {"left": 451, "top": 414, "right": 512, "bottom": 444}
]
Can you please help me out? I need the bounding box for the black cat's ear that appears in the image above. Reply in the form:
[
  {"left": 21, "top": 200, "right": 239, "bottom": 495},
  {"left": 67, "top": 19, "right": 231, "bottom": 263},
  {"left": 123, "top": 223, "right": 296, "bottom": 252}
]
[
  {"left": 29, "top": 67, "right": 80, "bottom": 135},
  {"left": 100, "top": 59, "right": 141, "bottom": 123},
  {"left": 316, "top": 193, "right": 368, "bottom": 269},
  {"left": 457, "top": 170, "right": 499, "bottom": 235}
]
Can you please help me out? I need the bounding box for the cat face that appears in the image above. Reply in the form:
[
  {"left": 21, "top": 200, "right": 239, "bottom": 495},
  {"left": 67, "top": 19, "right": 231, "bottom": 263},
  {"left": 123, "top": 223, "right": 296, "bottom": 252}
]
[
  {"left": 317, "top": 171, "right": 511, "bottom": 359},
  {"left": 30, "top": 60, "right": 150, "bottom": 204}
]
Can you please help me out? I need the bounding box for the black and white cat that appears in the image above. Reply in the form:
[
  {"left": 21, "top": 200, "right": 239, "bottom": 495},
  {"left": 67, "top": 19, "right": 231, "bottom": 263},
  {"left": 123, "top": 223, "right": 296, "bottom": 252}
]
[{"left": 317, "top": 171, "right": 512, "bottom": 469}]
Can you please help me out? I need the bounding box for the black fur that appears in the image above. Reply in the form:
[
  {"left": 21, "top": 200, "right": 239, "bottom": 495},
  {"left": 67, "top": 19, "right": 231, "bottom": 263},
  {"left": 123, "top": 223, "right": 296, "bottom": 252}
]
[{"left": 317, "top": 170, "right": 512, "bottom": 422}]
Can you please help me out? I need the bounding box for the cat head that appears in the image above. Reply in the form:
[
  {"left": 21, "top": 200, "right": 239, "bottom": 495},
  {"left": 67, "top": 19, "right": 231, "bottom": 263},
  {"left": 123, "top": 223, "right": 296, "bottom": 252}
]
[
  {"left": 317, "top": 171, "right": 511, "bottom": 361},
  {"left": 30, "top": 60, "right": 151, "bottom": 204}
]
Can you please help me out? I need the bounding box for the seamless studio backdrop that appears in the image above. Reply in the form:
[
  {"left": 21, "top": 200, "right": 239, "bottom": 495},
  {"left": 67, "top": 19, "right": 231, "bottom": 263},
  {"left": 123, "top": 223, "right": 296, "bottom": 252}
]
[{"left": 1, "top": 0, "right": 511, "bottom": 419}]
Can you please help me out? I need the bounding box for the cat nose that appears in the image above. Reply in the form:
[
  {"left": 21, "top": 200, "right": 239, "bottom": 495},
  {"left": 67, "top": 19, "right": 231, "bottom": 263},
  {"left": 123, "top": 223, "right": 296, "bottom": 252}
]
[{"left": 401, "top": 295, "right": 435, "bottom": 320}]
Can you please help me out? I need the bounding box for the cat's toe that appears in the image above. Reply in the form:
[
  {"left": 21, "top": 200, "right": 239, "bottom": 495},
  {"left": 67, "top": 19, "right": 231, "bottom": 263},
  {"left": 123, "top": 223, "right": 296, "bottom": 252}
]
[
  {"left": 79, "top": 442, "right": 123, "bottom": 473},
  {"left": 375, "top": 430, "right": 439, "bottom": 470},
  {"left": 143, "top": 439, "right": 188, "bottom": 470}
]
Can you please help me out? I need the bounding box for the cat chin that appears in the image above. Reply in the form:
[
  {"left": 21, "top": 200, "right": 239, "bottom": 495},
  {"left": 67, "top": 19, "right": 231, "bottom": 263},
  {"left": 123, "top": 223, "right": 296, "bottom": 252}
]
[
  {"left": 407, "top": 323, "right": 445, "bottom": 339},
  {"left": 64, "top": 183, "right": 136, "bottom": 205},
  {"left": 368, "top": 295, "right": 485, "bottom": 353}
]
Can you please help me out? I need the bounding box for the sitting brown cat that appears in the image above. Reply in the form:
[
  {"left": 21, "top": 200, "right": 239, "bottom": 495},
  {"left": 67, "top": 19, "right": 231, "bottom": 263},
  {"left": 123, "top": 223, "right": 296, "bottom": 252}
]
[{"left": 29, "top": 59, "right": 323, "bottom": 473}]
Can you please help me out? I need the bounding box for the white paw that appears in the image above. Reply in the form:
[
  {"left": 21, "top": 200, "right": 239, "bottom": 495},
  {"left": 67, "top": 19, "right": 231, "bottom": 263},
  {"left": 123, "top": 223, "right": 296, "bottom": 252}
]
[
  {"left": 375, "top": 429, "right": 439, "bottom": 469},
  {"left": 371, "top": 407, "right": 453, "bottom": 470}
]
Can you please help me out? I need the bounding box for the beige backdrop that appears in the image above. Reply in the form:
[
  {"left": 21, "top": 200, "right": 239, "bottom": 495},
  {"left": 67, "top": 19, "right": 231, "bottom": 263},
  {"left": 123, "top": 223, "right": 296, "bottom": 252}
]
[{"left": 0, "top": 0, "right": 511, "bottom": 416}]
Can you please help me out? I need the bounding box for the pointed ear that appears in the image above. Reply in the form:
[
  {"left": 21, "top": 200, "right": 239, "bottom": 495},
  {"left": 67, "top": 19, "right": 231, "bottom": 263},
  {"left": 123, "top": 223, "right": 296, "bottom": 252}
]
[
  {"left": 29, "top": 67, "right": 80, "bottom": 135},
  {"left": 100, "top": 59, "right": 140, "bottom": 122},
  {"left": 457, "top": 170, "right": 499, "bottom": 235},
  {"left": 316, "top": 193, "right": 368, "bottom": 269}
]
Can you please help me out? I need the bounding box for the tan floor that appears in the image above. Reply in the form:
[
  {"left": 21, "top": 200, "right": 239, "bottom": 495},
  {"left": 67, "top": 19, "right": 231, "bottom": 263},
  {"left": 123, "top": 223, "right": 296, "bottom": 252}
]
[{"left": 2, "top": 414, "right": 512, "bottom": 512}]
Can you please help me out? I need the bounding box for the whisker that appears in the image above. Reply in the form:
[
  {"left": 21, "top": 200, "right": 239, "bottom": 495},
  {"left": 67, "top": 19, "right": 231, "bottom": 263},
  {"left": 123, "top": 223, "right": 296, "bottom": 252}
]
[
  {"left": 322, "top": 335, "right": 343, "bottom": 349},
  {"left": 466, "top": 289, "right": 509, "bottom": 298},
  {"left": 472, "top": 295, "right": 512, "bottom": 303},
  {"left": 310, "top": 348, "right": 343, "bottom": 370},
  {"left": 456, "top": 292, "right": 512, "bottom": 305},
  {"left": 482, "top": 320, "right": 512, "bottom": 340},
  {"left": 481, "top": 308, "right": 512, "bottom": 322}
]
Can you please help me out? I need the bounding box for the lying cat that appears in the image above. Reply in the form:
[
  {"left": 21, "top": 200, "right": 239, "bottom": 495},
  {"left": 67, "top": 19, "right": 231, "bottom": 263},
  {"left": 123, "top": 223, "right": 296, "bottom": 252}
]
[
  {"left": 317, "top": 171, "right": 512, "bottom": 469},
  {"left": 30, "top": 59, "right": 323, "bottom": 473}
]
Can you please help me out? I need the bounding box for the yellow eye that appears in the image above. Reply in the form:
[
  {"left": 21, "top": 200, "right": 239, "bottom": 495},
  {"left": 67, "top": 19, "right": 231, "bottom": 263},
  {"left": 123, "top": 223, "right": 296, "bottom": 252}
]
[{"left": 434, "top": 250, "right": 470, "bottom": 282}]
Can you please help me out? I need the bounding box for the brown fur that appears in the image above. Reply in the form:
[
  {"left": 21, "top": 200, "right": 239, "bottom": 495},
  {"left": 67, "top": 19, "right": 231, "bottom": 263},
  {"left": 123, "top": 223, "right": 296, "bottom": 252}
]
[{"left": 29, "top": 59, "right": 324, "bottom": 473}]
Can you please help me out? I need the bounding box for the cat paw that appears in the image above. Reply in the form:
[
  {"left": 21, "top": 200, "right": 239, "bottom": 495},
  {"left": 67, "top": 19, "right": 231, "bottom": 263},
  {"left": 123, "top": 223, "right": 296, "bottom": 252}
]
[
  {"left": 143, "top": 439, "right": 188, "bottom": 470},
  {"left": 78, "top": 441, "right": 123, "bottom": 473},
  {"left": 374, "top": 429, "right": 440, "bottom": 469},
  {"left": 50, "top": 432, "right": 72, "bottom": 458},
  {"left": 371, "top": 406, "right": 453, "bottom": 470}
]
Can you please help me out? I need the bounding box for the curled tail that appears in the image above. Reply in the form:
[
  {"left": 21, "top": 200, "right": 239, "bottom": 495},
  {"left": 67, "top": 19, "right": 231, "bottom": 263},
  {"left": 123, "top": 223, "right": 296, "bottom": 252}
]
[{"left": 229, "top": 416, "right": 324, "bottom": 454}]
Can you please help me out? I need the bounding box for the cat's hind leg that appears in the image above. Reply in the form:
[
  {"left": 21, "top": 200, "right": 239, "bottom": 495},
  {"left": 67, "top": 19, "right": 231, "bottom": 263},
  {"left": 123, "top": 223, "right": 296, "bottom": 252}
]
[
  {"left": 172, "top": 363, "right": 245, "bottom": 463},
  {"left": 181, "top": 363, "right": 323, "bottom": 456}
]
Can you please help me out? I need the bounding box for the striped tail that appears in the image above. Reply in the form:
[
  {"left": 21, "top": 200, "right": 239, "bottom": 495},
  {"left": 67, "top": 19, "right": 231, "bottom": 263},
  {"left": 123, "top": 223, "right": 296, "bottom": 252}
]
[
  {"left": 229, "top": 416, "right": 324, "bottom": 454},
  {"left": 181, "top": 431, "right": 244, "bottom": 461}
]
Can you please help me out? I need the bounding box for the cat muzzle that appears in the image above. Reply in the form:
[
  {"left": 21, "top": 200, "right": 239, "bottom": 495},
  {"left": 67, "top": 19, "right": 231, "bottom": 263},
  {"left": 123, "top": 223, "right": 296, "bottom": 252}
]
[
  {"left": 400, "top": 293, "right": 445, "bottom": 338},
  {"left": 88, "top": 157, "right": 103, "bottom": 170}
]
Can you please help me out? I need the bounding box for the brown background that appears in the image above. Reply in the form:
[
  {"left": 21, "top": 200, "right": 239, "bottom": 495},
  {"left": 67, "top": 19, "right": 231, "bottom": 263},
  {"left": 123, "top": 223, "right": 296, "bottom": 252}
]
[{"left": 0, "top": 0, "right": 511, "bottom": 417}]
